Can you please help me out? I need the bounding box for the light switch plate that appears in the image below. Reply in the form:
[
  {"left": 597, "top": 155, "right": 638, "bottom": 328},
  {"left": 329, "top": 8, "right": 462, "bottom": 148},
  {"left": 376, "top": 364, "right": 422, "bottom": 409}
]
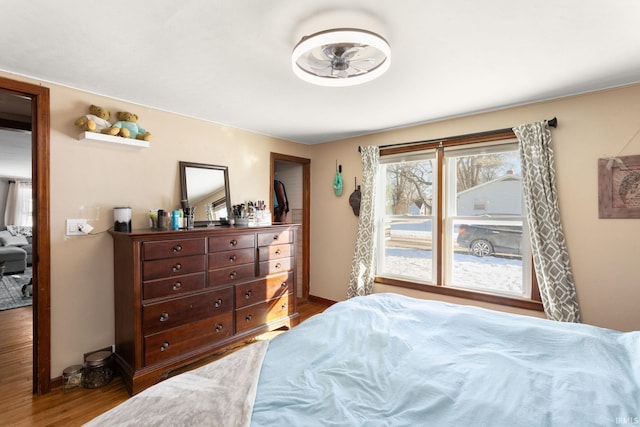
[{"left": 66, "top": 219, "right": 88, "bottom": 236}]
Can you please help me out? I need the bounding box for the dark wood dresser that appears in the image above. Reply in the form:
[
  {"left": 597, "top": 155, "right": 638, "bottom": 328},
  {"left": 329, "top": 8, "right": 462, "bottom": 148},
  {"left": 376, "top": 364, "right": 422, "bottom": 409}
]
[{"left": 109, "top": 224, "right": 299, "bottom": 395}]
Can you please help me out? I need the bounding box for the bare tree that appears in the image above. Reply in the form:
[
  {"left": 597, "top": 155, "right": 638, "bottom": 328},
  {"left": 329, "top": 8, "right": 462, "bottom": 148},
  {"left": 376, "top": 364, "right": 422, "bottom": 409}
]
[
  {"left": 384, "top": 151, "right": 518, "bottom": 214},
  {"left": 386, "top": 161, "right": 433, "bottom": 215},
  {"left": 456, "top": 152, "right": 518, "bottom": 192}
]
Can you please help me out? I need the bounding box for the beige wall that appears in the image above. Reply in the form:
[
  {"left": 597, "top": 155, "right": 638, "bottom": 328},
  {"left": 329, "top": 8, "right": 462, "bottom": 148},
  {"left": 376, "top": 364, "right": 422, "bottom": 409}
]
[
  {"left": 1, "top": 72, "right": 311, "bottom": 378},
  {"left": 309, "top": 83, "right": 640, "bottom": 332},
  {"left": 4, "top": 70, "right": 640, "bottom": 381}
]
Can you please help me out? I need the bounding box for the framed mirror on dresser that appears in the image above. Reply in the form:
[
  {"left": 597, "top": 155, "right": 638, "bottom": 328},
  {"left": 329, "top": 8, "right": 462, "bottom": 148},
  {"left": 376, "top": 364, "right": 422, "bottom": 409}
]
[{"left": 179, "top": 161, "right": 231, "bottom": 226}]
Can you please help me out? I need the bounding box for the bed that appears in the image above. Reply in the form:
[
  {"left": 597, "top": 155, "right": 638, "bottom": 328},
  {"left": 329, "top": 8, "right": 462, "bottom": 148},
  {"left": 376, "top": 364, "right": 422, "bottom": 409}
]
[{"left": 85, "top": 293, "right": 640, "bottom": 426}]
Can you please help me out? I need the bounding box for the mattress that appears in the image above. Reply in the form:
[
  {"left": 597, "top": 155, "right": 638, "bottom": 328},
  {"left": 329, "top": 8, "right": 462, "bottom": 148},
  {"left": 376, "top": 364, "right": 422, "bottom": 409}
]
[{"left": 86, "top": 293, "right": 640, "bottom": 426}]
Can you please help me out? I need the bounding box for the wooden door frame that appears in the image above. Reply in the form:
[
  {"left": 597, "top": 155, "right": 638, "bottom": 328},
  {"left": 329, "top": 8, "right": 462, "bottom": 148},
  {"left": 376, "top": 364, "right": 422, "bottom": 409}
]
[
  {"left": 270, "top": 153, "right": 310, "bottom": 299},
  {"left": 0, "top": 77, "right": 51, "bottom": 394}
]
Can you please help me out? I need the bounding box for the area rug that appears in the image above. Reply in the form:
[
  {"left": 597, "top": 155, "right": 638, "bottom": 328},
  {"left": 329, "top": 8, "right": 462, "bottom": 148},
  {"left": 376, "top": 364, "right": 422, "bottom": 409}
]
[{"left": 0, "top": 273, "right": 32, "bottom": 311}]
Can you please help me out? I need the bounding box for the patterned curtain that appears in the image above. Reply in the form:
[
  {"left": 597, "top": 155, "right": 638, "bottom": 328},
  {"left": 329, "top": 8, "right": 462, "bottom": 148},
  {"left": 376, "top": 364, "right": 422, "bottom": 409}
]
[
  {"left": 347, "top": 146, "right": 380, "bottom": 298},
  {"left": 513, "top": 121, "right": 581, "bottom": 322}
]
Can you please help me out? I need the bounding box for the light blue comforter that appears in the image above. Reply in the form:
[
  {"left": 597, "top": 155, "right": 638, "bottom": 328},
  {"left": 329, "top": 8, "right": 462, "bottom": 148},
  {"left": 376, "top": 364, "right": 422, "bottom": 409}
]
[{"left": 251, "top": 293, "right": 640, "bottom": 426}]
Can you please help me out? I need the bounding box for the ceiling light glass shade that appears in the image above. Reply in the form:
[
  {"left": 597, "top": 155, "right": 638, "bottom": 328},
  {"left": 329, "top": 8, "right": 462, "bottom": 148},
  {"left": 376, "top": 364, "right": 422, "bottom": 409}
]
[{"left": 292, "top": 28, "right": 391, "bottom": 87}]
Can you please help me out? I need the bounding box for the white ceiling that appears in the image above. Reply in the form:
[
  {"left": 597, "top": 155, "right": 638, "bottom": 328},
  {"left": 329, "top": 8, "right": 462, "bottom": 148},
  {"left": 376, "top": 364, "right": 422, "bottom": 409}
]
[{"left": 1, "top": 0, "right": 640, "bottom": 167}]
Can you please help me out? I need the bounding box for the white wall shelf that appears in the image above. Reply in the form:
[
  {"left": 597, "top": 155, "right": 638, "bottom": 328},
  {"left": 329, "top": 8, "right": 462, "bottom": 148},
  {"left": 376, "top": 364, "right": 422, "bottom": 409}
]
[{"left": 78, "top": 131, "right": 150, "bottom": 148}]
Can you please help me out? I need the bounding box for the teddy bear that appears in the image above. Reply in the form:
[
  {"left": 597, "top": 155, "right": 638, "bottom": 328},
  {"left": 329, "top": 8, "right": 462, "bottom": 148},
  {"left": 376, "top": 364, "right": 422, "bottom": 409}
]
[
  {"left": 105, "top": 111, "right": 152, "bottom": 141},
  {"left": 74, "top": 104, "right": 114, "bottom": 133}
]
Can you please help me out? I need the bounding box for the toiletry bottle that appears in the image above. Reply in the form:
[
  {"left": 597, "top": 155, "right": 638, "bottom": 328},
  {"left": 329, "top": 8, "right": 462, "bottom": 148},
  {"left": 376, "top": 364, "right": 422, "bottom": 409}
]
[{"left": 172, "top": 210, "right": 181, "bottom": 230}]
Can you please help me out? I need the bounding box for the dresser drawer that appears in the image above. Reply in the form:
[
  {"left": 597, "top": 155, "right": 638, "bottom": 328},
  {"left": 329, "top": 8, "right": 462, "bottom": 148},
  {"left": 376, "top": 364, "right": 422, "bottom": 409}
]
[
  {"left": 235, "top": 293, "right": 295, "bottom": 334},
  {"left": 142, "top": 238, "right": 205, "bottom": 261},
  {"left": 257, "top": 229, "right": 293, "bottom": 247},
  {"left": 258, "top": 243, "right": 292, "bottom": 262},
  {"left": 144, "top": 313, "right": 233, "bottom": 366},
  {"left": 208, "top": 247, "right": 255, "bottom": 270},
  {"left": 235, "top": 271, "right": 293, "bottom": 309},
  {"left": 143, "top": 255, "right": 205, "bottom": 281},
  {"left": 208, "top": 234, "right": 254, "bottom": 252},
  {"left": 143, "top": 272, "right": 206, "bottom": 300},
  {"left": 208, "top": 263, "right": 255, "bottom": 287},
  {"left": 258, "top": 257, "right": 293, "bottom": 277},
  {"left": 143, "top": 286, "right": 233, "bottom": 334}
]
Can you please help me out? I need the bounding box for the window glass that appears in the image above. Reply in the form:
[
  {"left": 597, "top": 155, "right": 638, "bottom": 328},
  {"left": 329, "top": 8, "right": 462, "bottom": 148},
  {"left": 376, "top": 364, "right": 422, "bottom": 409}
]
[
  {"left": 376, "top": 143, "right": 533, "bottom": 301},
  {"left": 378, "top": 157, "right": 435, "bottom": 283},
  {"left": 445, "top": 146, "right": 530, "bottom": 297}
]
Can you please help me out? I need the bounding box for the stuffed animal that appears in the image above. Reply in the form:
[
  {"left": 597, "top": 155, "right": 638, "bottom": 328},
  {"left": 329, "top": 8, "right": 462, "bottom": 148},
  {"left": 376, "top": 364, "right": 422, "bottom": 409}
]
[
  {"left": 105, "top": 111, "right": 152, "bottom": 141},
  {"left": 74, "top": 104, "right": 114, "bottom": 133}
]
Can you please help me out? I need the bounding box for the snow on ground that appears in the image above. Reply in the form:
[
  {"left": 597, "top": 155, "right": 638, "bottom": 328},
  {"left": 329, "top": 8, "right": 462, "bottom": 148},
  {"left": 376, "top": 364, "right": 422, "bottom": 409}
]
[
  {"left": 383, "top": 248, "right": 524, "bottom": 295},
  {"left": 383, "top": 220, "right": 525, "bottom": 296}
]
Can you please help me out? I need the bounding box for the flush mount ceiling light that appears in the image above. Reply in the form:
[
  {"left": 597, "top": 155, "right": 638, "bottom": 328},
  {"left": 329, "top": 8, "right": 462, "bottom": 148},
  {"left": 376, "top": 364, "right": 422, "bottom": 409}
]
[{"left": 292, "top": 28, "right": 391, "bottom": 87}]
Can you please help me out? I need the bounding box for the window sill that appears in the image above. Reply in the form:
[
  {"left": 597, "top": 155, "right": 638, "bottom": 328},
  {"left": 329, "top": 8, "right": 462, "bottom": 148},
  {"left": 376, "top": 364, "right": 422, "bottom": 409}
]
[{"left": 375, "top": 276, "right": 544, "bottom": 312}]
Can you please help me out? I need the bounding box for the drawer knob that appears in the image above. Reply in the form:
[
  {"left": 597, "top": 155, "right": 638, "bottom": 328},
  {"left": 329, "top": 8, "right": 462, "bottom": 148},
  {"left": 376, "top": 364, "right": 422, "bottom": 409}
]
[
  {"left": 273, "top": 235, "right": 279, "bottom": 241},
  {"left": 172, "top": 244, "right": 183, "bottom": 253},
  {"left": 280, "top": 282, "right": 287, "bottom": 289},
  {"left": 215, "top": 324, "right": 223, "bottom": 332},
  {"left": 230, "top": 239, "right": 238, "bottom": 246},
  {"left": 172, "top": 282, "right": 182, "bottom": 291},
  {"left": 244, "top": 290, "right": 252, "bottom": 299},
  {"left": 172, "top": 263, "right": 182, "bottom": 272},
  {"left": 159, "top": 312, "right": 169, "bottom": 322},
  {"left": 214, "top": 298, "right": 222, "bottom": 308},
  {"left": 281, "top": 303, "right": 287, "bottom": 310},
  {"left": 160, "top": 341, "right": 170, "bottom": 351},
  {"left": 229, "top": 270, "right": 237, "bottom": 279},
  {"left": 275, "top": 249, "right": 281, "bottom": 255},
  {"left": 245, "top": 314, "right": 253, "bottom": 322},
  {"left": 275, "top": 262, "right": 282, "bottom": 270},
  {"left": 229, "top": 254, "right": 237, "bottom": 262}
]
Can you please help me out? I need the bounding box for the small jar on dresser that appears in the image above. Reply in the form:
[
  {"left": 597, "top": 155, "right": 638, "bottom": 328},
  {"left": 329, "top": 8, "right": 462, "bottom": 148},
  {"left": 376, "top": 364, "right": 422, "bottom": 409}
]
[{"left": 109, "top": 224, "right": 299, "bottom": 395}]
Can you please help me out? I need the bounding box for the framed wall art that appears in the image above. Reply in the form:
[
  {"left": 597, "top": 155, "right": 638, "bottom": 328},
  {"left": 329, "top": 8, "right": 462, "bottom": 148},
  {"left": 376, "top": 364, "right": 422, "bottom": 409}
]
[{"left": 598, "top": 154, "right": 640, "bottom": 218}]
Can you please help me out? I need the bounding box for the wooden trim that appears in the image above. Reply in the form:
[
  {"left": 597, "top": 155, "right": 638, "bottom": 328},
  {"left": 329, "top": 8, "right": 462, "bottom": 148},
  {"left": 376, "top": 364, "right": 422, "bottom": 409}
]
[
  {"left": 0, "top": 76, "right": 51, "bottom": 394},
  {"left": 376, "top": 277, "right": 544, "bottom": 312},
  {"left": 379, "top": 129, "right": 516, "bottom": 156},
  {"left": 302, "top": 162, "right": 310, "bottom": 300},
  {"left": 49, "top": 376, "right": 63, "bottom": 390},
  {"left": 0, "top": 117, "right": 31, "bottom": 131}
]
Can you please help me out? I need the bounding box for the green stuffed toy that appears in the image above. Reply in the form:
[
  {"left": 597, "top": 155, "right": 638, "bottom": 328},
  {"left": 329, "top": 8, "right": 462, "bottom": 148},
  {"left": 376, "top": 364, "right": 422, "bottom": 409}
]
[
  {"left": 333, "top": 170, "right": 343, "bottom": 196},
  {"left": 105, "top": 111, "right": 152, "bottom": 141}
]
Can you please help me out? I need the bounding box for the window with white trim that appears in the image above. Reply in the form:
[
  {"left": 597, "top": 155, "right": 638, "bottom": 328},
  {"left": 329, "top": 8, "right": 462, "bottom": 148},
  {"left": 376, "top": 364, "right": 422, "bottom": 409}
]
[{"left": 376, "top": 138, "right": 540, "bottom": 308}]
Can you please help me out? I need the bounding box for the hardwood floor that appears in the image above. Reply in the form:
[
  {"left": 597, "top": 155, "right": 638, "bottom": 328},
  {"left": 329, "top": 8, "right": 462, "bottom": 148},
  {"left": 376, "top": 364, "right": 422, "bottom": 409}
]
[{"left": 0, "top": 299, "right": 330, "bottom": 426}]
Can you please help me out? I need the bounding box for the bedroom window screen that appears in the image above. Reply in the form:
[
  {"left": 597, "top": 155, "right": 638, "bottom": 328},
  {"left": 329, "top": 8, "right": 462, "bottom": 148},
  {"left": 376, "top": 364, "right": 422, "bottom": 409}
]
[{"left": 376, "top": 140, "right": 537, "bottom": 305}]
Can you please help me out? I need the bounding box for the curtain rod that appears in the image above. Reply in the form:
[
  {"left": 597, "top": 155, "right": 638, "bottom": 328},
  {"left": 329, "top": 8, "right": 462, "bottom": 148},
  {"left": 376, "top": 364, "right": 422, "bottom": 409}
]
[
  {"left": 358, "top": 117, "right": 558, "bottom": 152},
  {"left": 2, "top": 178, "right": 31, "bottom": 183}
]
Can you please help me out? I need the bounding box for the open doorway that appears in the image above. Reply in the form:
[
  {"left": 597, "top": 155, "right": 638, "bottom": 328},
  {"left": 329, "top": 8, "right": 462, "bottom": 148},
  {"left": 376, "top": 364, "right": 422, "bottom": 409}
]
[
  {"left": 0, "top": 77, "right": 51, "bottom": 394},
  {"left": 270, "top": 153, "right": 310, "bottom": 300},
  {"left": 0, "top": 93, "right": 33, "bottom": 332}
]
